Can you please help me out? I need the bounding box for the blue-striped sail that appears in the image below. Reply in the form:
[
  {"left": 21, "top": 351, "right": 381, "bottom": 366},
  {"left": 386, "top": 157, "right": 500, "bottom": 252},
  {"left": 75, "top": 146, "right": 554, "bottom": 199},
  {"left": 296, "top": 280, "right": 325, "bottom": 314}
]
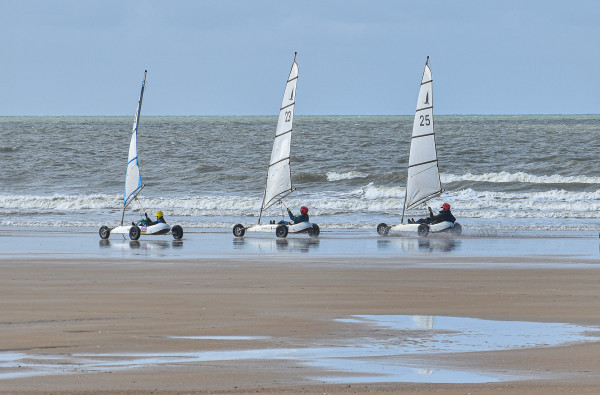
[{"left": 123, "top": 70, "right": 147, "bottom": 209}]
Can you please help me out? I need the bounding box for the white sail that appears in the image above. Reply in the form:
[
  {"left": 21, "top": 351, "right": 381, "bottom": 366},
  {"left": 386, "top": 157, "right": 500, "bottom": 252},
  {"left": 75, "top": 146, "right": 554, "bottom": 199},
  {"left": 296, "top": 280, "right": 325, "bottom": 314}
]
[
  {"left": 123, "top": 70, "right": 147, "bottom": 209},
  {"left": 261, "top": 53, "right": 298, "bottom": 214},
  {"left": 404, "top": 57, "right": 442, "bottom": 211}
]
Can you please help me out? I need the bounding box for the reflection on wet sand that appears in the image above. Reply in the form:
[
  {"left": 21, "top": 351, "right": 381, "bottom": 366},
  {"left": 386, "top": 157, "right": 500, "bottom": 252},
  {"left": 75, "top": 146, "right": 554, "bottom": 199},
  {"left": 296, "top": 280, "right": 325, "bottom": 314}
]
[
  {"left": 98, "top": 239, "right": 182, "bottom": 252},
  {"left": 233, "top": 237, "right": 320, "bottom": 253},
  {"left": 2, "top": 315, "right": 598, "bottom": 384},
  {"left": 377, "top": 237, "right": 460, "bottom": 253},
  {"left": 276, "top": 238, "right": 320, "bottom": 253}
]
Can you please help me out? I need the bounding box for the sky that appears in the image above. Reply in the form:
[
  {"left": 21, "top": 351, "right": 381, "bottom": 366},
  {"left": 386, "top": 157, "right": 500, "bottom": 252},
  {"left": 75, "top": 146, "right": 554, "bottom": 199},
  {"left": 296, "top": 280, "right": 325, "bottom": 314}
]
[{"left": 1, "top": 0, "right": 599, "bottom": 116}]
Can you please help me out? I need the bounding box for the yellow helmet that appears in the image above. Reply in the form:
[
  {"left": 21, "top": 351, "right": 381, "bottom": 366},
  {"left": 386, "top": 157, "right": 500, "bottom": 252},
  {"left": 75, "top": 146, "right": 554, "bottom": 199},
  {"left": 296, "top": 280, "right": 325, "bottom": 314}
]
[{"left": 155, "top": 211, "right": 163, "bottom": 218}]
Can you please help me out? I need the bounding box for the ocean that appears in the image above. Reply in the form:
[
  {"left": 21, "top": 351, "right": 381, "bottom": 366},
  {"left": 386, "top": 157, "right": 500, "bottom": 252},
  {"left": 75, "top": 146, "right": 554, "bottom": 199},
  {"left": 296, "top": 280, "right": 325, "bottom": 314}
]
[{"left": 1, "top": 115, "right": 599, "bottom": 234}]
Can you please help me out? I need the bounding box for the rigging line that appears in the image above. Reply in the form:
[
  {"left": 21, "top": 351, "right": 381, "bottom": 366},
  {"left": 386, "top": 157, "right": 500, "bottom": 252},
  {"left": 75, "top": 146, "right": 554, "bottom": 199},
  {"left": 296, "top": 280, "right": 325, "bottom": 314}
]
[
  {"left": 280, "top": 102, "right": 295, "bottom": 111},
  {"left": 410, "top": 164, "right": 438, "bottom": 177},
  {"left": 264, "top": 189, "right": 294, "bottom": 209},
  {"left": 407, "top": 191, "right": 443, "bottom": 210},
  {"left": 279, "top": 199, "right": 290, "bottom": 211},
  {"left": 275, "top": 128, "right": 292, "bottom": 138},
  {"left": 411, "top": 132, "right": 435, "bottom": 139},
  {"left": 408, "top": 158, "right": 438, "bottom": 169}
]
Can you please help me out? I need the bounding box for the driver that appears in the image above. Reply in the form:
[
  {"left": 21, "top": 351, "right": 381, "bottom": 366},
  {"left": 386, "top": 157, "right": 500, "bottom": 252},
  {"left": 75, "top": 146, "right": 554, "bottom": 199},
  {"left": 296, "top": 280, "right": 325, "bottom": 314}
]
[
  {"left": 409, "top": 203, "right": 455, "bottom": 225},
  {"left": 145, "top": 211, "right": 167, "bottom": 226},
  {"left": 287, "top": 206, "right": 309, "bottom": 224}
]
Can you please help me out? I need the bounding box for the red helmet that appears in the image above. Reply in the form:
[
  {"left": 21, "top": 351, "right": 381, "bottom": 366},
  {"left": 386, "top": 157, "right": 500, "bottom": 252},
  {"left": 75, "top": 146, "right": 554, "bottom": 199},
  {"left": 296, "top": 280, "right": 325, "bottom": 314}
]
[
  {"left": 441, "top": 203, "right": 451, "bottom": 211},
  {"left": 300, "top": 206, "right": 308, "bottom": 215}
]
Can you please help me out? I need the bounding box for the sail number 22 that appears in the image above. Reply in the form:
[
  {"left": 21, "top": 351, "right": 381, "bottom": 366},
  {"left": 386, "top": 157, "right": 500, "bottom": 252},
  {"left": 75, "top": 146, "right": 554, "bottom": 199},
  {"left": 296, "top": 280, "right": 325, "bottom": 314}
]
[
  {"left": 285, "top": 111, "right": 292, "bottom": 122},
  {"left": 419, "top": 115, "right": 431, "bottom": 126}
]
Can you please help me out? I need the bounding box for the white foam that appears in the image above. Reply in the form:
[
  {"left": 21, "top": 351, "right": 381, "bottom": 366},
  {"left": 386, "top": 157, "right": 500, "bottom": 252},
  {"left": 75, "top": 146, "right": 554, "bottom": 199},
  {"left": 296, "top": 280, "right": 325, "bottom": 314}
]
[
  {"left": 351, "top": 183, "right": 406, "bottom": 199},
  {"left": 442, "top": 171, "right": 600, "bottom": 185},
  {"left": 3, "top": 185, "right": 600, "bottom": 229},
  {"left": 326, "top": 171, "right": 368, "bottom": 181}
]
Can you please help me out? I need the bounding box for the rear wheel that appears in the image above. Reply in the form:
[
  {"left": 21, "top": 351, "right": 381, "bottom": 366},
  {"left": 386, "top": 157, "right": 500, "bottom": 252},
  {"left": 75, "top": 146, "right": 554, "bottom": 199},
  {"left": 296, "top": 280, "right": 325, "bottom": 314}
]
[
  {"left": 451, "top": 222, "right": 462, "bottom": 235},
  {"left": 276, "top": 224, "right": 288, "bottom": 238},
  {"left": 417, "top": 224, "right": 430, "bottom": 237},
  {"left": 308, "top": 224, "right": 320, "bottom": 237},
  {"left": 377, "top": 223, "right": 389, "bottom": 236},
  {"left": 129, "top": 225, "right": 141, "bottom": 240},
  {"left": 233, "top": 224, "right": 245, "bottom": 237},
  {"left": 99, "top": 226, "right": 110, "bottom": 239},
  {"left": 171, "top": 225, "right": 183, "bottom": 240}
]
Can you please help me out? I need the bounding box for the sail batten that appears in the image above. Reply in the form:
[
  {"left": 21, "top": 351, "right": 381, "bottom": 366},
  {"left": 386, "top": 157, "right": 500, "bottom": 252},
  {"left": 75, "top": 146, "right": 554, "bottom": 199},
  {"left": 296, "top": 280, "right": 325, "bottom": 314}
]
[
  {"left": 280, "top": 102, "right": 295, "bottom": 111},
  {"left": 416, "top": 106, "right": 433, "bottom": 112},
  {"left": 411, "top": 132, "right": 435, "bottom": 139},
  {"left": 403, "top": 59, "right": 442, "bottom": 213},
  {"left": 260, "top": 54, "right": 299, "bottom": 215},
  {"left": 123, "top": 70, "right": 147, "bottom": 209},
  {"left": 408, "top": 159, "right": 438, "bottom": 169}
]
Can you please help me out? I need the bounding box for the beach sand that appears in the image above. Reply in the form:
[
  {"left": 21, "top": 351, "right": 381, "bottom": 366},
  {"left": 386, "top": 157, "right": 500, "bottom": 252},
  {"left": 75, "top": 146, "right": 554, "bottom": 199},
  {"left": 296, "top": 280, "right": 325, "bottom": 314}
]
[{"left": 1, "top": 230, "right": 600, "bottom": 393}]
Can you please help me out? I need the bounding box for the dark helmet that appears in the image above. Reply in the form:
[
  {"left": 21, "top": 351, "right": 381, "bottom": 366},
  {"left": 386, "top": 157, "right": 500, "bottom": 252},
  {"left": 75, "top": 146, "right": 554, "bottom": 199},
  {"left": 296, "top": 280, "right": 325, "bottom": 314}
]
[
  {"left": 300, "top": 206, "right": 308, "bottom": 215},
  {"left": 441, "top": 203, "right": 451, "bottom": 211}
]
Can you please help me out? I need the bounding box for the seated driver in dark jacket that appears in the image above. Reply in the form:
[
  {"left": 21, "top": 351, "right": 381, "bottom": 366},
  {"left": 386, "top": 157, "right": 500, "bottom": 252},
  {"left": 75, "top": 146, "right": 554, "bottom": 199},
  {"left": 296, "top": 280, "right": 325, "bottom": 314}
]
[
  {"left": 287, "top": 206, "right": 310, "bottom": 223},
  {"left": 410, "top": 203, "right": 455, "bottom": 224}
]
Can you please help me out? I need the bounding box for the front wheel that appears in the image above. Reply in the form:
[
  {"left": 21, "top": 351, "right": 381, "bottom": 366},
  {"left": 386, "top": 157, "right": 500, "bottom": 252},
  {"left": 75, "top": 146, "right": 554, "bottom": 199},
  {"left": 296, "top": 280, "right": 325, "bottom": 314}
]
[
  {"left": 308, "top": 224, "right": 320, "bottom": 237},
  {"left": 451, "top": 222, "right": 462, "bottom": 235},
  {"left": 171, "top": 225, "right": 183, "bottom": 240},
  {"left": 417, "top": 224, "right": 430, "bottom": 237},
  {"left": 99, "top": 225, "right": 110, "bottom": 239},
  {"left": 233, "top": 224, "right": 245, "bottom": 237},
  {"left": 129, "top": 225, "right": 141, "bottom": 240},
  {"left": 377, "top": 223, "right": 389, "bottom": 236},
  {"left": 276, "top": 224, "right": 288, "bottom": 238}
]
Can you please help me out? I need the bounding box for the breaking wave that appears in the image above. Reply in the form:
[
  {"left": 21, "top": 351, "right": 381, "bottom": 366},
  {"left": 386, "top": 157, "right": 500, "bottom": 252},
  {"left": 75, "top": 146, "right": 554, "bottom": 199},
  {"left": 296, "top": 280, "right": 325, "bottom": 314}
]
[
  {"left": 3, "top": 185, "right": 600, "bottom": 229},
  {"left": 326, "top": 171, "right": 368, "bottom": 181},
  {"left": 442, "top": 171, "right": 600, "bottom": 185}
]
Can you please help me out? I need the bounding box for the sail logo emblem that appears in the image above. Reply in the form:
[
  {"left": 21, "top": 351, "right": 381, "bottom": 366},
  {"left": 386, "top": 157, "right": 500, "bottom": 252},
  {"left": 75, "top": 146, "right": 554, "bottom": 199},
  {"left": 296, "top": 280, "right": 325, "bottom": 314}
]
[
  {"left": 424, "top": 92, "right": 429, "bottom": 105},
  {"left": 289, "top": 88, "right": 294, "bottom": 101}
]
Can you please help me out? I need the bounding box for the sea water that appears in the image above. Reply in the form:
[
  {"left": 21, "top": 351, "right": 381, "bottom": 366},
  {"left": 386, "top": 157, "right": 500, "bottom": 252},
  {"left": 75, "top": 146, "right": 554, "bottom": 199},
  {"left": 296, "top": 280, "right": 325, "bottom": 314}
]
[{"left": 1, "top": 115, "right": 599, "bottom": 233}]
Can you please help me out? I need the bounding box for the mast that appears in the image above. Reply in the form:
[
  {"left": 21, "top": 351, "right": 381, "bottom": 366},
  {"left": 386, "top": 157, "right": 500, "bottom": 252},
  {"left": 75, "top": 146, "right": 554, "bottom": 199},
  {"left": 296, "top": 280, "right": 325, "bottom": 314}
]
[
  {"left": 401, "top": 56, "right": 442, "bottom": 223},
  {"left": 122, "top": 70, "right": 147, "bottom": 224},
  {"left": 258, "top": 52, "right": 299, "bottom": 223}
]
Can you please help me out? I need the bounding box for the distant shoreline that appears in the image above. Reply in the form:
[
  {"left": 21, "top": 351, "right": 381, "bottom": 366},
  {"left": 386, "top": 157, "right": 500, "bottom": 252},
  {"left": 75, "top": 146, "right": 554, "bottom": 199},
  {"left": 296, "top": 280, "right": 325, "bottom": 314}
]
[{"left": 1, "top": 114, "right": 599, "bottom": 118}]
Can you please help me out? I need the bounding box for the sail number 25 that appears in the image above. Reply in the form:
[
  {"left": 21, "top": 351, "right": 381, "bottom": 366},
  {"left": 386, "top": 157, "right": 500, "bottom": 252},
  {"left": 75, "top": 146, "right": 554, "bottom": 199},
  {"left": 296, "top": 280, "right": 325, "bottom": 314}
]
[
  {"left": 285, "top": 111, "right": 292, "bottom": 122},
  {"left": 419, "top": 114, "right": 431, "bottom": 126}
]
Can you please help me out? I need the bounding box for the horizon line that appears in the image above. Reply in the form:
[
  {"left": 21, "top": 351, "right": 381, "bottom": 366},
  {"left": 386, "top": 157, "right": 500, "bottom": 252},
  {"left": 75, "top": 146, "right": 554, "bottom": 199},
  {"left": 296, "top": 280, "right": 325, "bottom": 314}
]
[{"left": 0, "top": 113, "right": 599, "bottom": 117}]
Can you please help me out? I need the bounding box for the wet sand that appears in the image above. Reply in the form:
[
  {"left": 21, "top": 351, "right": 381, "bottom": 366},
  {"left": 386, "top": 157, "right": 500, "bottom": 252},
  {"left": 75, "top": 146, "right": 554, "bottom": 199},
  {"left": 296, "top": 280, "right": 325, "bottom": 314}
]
[{"left": 1, "top": 229, "right": 600, "bottom": 393}]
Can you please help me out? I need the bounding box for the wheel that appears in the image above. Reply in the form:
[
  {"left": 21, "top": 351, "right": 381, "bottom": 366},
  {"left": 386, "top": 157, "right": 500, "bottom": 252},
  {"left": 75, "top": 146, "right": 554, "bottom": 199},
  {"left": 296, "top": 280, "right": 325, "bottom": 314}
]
[
  {"left": 451, "top": 222, "right": 462, "bottom": 235},
  {"left": 275, "top": 224, "right": 288, "bottom": 238},
  {"left": 233, "top": 224, "right": 245, "bottom": 237},
  {"left": 417, "top": 224, "right": 429, "bottom": 237},
  {"left": 129, "top": 225, "right": 141, "bottom": 240},
  {"left": 377, "top": 223, "right": 389, "bottom": 236},
  {"left": 171, "top": 225, "right": 183, "bottom": 240},
  {"left": 307, "top": 224, "right": 320, "bottom": 237},
  {"left": 99, "top": 226, "right": 110, "bottom": 239}
]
